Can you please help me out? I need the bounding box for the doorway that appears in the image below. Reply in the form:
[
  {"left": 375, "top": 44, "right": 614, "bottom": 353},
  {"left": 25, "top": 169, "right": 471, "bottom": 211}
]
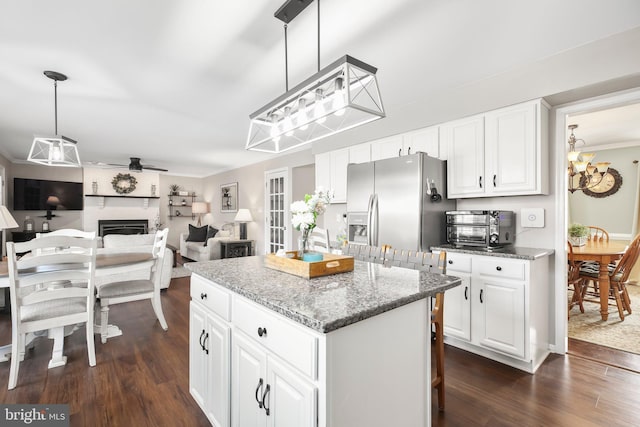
[{"left": 556, "top": 89, "right": 640, "bottom": 362}]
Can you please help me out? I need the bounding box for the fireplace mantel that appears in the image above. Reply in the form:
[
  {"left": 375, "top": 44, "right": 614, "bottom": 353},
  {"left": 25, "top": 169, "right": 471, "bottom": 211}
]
[{"left": 85, "top": 194, "right": 159, "bottom": 209}]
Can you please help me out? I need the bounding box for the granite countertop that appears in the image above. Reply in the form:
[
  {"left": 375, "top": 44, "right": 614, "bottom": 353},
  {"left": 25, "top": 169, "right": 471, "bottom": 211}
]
[
  {"left": 186, "top": 256, "right": 461, "bottom": 334},
  {"left": 431, "top": 244, "right": 554, "bottom": 260}
]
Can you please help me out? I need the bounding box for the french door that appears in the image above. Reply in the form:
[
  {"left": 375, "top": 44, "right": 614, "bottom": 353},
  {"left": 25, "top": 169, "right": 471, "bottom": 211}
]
[{"left": 264, "top": 168, "right": 290, "bottom": 254}]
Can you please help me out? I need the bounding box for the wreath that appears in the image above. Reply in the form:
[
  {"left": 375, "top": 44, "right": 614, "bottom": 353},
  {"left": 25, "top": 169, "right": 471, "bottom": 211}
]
[{"left": 111, "top": 173, "right": 138, "bottom": 194}]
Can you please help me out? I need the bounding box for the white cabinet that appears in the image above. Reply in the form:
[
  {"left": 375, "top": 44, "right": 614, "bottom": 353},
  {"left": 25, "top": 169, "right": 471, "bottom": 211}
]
[
  {"left": 370, "top": 135, "right": 403, "bottom": 161},
  {"left": 315, "top": 148, "right": 349, "bottom": 203},
  {"left": 348, "top": 143, "right": 371, "bottom": 164},
  {"left": 442, "top": 115, "right": 485, "bottom": 197},
  {"left": 442, "top": 252, "right": 549, "bottom": 373},
  {"left": 403, "top": 126, "right": 442, "bottom": 159},
  {"left": 445, "top": 99, "right": 549, "bottom": 198},
  {"left": 232, "top": 331, "right": 316, "bottom": 427},
  {"left": 190, "top": 283, "right": 231, "bottom": 427}
]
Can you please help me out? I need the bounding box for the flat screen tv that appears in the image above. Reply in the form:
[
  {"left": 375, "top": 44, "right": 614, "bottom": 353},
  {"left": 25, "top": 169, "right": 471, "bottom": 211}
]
[{"left": 13, "top": 178, "right": 83, "bottom": 211}]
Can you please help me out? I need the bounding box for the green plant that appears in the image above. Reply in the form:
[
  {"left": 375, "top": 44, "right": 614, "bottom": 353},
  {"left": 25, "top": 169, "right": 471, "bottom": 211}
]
[
  {"left": 568, "top": 223, "right": 589, "bottom": 238},
  {"left": 169, "top": 184, "right": 181, "bottom": 194}
]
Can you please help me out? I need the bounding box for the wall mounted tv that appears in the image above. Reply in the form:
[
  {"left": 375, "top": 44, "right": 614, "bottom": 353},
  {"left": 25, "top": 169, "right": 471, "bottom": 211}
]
[{"left": 13, "top": 178, "right": 83, "bottom": 211}]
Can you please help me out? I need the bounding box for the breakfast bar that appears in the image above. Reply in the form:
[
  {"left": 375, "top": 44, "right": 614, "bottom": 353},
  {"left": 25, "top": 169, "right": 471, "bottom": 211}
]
[{"left": 186, "top": 256, "right": 461, "bottom": 427}]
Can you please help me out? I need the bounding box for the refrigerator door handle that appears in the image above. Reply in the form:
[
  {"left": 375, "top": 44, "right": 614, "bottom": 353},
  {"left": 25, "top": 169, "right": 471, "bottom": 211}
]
[
  {"left": 366, "top": 194, "right": 375, "bottom": 246},
  {"left": 372, "top": 194, "right": 379, "bottom": 247}
]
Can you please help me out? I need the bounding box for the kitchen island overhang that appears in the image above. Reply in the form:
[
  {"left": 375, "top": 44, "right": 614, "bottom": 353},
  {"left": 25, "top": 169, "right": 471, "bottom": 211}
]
[{"left": 186, "top": 256, "right": 461, "bottom": 427}]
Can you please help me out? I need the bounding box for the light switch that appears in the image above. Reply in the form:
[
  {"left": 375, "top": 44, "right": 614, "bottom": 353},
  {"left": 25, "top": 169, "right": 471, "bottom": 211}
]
[{"left": 521, "top": 208, "right": 544, "bottom": 228}]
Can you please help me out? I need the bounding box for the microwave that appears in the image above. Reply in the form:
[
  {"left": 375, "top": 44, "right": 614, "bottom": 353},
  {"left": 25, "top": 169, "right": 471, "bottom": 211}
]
[{"left": 446, "top": 210, "right": 515, "bottom": 248}]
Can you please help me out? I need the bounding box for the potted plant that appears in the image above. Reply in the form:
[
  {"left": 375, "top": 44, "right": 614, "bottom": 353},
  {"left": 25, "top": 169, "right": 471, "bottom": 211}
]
[
  {"left": 568, "top": 223, "right": 589, "bottom": 246},
  {"left": 169, "top": 184, "right": 181, "bottom": 195}
]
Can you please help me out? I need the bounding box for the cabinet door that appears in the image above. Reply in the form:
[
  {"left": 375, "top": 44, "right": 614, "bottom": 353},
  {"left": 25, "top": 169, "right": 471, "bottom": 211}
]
[
  {"left": 485, "top": 102, "right": 537, "bottom": 195},
  {"left": 190, "top": 302, "right": 209, "bottom": 411},
  {"left": 348, "top": 143, "right": 371, "bottom": 164},
  {"left": 444, "top": 115, "right": 485, "bottom": 198},
  {"left": 403, "top": 126, "right": 440, "bottom": 159},
  {"left": 314, "top": 153, "right": 331, "bottom": 195},
  {"left": 476, "top": 278, "right": 526, "bottom": 358},
  {"left": 206, "top": 314, "right": 231, "bottom": 427},
  {"left": 330, "top": 148, "right": 349, "bottom": 203},
  {"left": 266, "top": 357, "right": 317, "bottom": 427},
  {"left": 443, "top": 272, "right": 471, "bottom": 341},
  {"left": 370, "top": 135, "right": 403, "bottom": 160},
  {"left": 233, "top": 332, "right": 268, "bottom": 427}
]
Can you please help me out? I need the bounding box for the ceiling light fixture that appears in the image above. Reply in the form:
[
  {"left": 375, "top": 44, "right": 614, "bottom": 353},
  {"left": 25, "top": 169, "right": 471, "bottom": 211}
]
[
  {"left": 246, "top": 0, "right": 385, "bottom": 153},
  {"left": 28, "top": 71, "right": 81, "bottom": 167},
  {"left": 567, "top": 124, "right": 612, "bottom": 193}
]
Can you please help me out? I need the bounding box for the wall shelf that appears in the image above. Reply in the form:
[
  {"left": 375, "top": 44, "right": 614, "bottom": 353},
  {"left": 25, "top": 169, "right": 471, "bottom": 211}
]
[
  {"left": 85, "top": 194, "right": 159, "bottom": 209},
  {"left": 168, "top": 194, "right": 196, "bottom": 219}
]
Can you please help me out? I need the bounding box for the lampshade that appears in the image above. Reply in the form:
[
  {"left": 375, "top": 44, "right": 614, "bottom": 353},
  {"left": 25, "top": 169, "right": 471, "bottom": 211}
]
[
  {"left": 192, "top": 202, "right": 209, "bottom": 214},
  {"left": 28, "top": 71, "right": 81, "bottom": 168},
  {"left": 47, "top": 195, "right": 61, "bottom": 206},
  {"left": 247, "top": 55, "right": 384, "bottom": 153},
  {"left": 0, "top": 205, "right": 19, "bottom": 230},
  {"left": 234, "top": 209, "right": 253, "bottom": 223}
]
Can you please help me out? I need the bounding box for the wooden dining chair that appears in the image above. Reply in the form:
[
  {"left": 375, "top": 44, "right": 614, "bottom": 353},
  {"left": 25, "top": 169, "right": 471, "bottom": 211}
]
[
  {"left": 96, "top": 228, "right": 169, "bottom": 343},
  {"left": 580, "top": 233, "right": 640, "bottom": 320},
  {"left": 6, "top": 235, "right": 98, "bottom": 389},
  {"left": 587, "top": 226, "right": 609, "bottom": 242},
  {"left": 567, "top": 241, "right": 586, "bottom": 318},
  {"left": 579, "top": 226, "right": 611, "bottom": 293}
]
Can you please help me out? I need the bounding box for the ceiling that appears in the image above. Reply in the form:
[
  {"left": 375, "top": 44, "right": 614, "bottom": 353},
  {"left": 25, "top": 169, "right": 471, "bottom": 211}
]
[{"left": 1, "top": 0, "right": 640, "bottom": 177}]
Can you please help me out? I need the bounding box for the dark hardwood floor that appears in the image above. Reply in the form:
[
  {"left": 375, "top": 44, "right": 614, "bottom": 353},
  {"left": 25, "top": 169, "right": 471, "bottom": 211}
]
[{"left": 1, "top": 272, "right": 640, "bottom": 426}]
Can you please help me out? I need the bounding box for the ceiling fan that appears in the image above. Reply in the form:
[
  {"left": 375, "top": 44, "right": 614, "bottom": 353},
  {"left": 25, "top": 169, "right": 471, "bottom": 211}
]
[{"left": 87, "top": 157, "right": 168, "bottom": 172}]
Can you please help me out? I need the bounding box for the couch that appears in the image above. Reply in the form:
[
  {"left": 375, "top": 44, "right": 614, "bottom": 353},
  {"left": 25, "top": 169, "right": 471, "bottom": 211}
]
[
  {"left": 179, "top": 225, "right": 234, "bottom": 262},
  {"left": 97, "top": 233, "right": 173, "bottom": 289}
]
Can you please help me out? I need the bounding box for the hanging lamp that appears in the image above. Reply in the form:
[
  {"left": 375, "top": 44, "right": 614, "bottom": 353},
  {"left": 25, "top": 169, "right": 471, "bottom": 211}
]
[
  {"left": 246, "top": 0, "right": 385, "bottom": 153},
  {"left": 566, "top": 124, "right": 613, "bottom": 193},
  {"left": 28, "top": 70, "right": 81, "bottom": 167}
]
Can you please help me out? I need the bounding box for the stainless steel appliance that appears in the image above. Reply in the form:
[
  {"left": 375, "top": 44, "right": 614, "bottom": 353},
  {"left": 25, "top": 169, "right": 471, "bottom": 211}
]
[
  {"left": 346, "top": 152, "right": 455, "bottom": 251},
  {"left": 445, "top": 210, "right": 515, "bottom": 248}
]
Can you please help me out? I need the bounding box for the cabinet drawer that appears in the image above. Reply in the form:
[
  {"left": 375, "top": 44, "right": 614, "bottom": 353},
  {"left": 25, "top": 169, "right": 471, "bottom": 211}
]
[
  {"left": 445, "top": 253, "right": 472, "bottom": 273},
  {"left": 476, "top": 259, "right": 526, "bottom": 281},
  {"left": 233, "top": 297, "right": 318, "bottom": 380},
  {"left": 190, "top": 274, "right": 231, "bottom": 321}
]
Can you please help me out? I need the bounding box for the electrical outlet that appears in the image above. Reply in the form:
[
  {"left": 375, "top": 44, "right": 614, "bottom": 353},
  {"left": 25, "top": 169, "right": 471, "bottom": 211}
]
[{"left": 521, "top": 208, "right": 544, "bottom": 228}]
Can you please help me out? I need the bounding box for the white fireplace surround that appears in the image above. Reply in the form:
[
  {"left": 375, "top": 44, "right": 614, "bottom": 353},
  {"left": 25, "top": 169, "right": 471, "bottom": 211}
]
[{"left": 83, "top": 196, "right": 159, "bottom": 235}]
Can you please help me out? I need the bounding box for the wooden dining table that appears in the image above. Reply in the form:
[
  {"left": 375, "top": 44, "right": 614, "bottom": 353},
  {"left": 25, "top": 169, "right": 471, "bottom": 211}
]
[
  {"left": 571, "top": 239, "right": 629, "bottom": 321},
  {"left": 0, "top": 251, "right": 154, "bottom": 367}
]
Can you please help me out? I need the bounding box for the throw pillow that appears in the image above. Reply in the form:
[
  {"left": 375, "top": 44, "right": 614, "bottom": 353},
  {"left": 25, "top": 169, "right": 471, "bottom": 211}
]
[
  {"left": 186, "top": 224, "right": 208, "bottom": 242},
  {"left": 203, "top": 226, "right": 219, "bottom": 247}
]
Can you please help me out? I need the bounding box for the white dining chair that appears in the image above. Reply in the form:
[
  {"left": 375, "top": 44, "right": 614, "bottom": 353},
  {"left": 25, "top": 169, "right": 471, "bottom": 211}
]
[
  {"left": 6, "top": 235, "right": 98, "bottom": 389},
  {"left": 309, "top": 227, "right": 331, "bottom": 253},
  {"left": 96, "top": 228, "right": 169, "bottom": 343},
  {"left": 37, "top": 229, "right": 97, "bottom": 239}
]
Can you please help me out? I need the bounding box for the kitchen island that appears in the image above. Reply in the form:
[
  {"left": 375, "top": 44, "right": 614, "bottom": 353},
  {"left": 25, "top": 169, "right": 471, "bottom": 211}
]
[{"left": 186, "top": 256, "right": 462, "bottom": 427}]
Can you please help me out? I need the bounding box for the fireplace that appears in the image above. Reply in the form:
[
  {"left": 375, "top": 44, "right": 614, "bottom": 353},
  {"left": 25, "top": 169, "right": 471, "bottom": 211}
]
[{"left": 98, "top": 219, "right": 148, "bottom": 237}]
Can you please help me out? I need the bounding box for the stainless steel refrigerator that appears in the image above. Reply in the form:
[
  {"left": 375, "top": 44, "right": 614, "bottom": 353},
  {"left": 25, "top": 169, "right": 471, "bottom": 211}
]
[{"left": 346, "top": 152, "right": 455, "bottom": 251}]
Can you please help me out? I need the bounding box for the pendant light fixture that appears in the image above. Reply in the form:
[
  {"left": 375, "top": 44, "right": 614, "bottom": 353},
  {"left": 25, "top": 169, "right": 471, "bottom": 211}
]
[
  {"left": 28, "top": 70, "right": 81, "bottom": 167},
  {"left": 246, "top": 0, "right": 385, "bottom": 153},
  {"left": 567, "top": 124, "right": 612, "bottom": 193}
]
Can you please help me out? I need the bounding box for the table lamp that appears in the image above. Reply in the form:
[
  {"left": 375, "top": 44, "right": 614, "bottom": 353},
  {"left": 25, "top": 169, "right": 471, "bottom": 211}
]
[
  {"left": 0, "top": 205, "right": 19, "bottom": 259},
  {"left": 192, "top": 202, "right": 209, "bottom": 227},
  {"left": 234, "top": 208, "right": 253, "bottom": 240}
]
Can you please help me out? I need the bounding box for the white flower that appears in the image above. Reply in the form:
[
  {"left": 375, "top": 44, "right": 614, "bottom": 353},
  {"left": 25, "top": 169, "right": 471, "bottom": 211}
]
[
  {"left": 292, "top": 212, "right": 314, "bottom": 230},
  {"left": 291, "top": 200, "right": 310, "bottom": 214}
]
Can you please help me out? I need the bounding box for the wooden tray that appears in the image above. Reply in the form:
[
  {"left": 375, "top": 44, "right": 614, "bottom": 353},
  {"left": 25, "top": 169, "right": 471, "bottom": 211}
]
[{"left": 264, "top": 252, "right": 354, "bottom": 279}]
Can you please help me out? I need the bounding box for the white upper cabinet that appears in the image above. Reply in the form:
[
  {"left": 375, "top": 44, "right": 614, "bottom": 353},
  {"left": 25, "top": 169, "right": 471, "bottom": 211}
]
[
  {"left": 370, "top": 135, "right": 403, "bottom": 161},
  {"left": 443, "top": 115, "right": 485, "bottom": 197},
  {"left": 445, "top": 99, "right": 549, "bottom": 199},
  {"left": 315, "top": 148, "right": 349, "bottom": 203},
  {"left": 348, "top": 143, "right": 371, "bottom": 164},
  {"left": 402, "top": 126, "right": 442, "bottom": 159}
]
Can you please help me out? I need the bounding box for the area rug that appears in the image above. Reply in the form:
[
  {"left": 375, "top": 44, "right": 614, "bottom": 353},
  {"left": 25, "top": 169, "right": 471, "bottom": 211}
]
[
  {"left": 171, "top": 266, "right": 191, "bottom": 279},
  {"left": 568, "top": 283, "right": 640, "bottom": 354}
]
